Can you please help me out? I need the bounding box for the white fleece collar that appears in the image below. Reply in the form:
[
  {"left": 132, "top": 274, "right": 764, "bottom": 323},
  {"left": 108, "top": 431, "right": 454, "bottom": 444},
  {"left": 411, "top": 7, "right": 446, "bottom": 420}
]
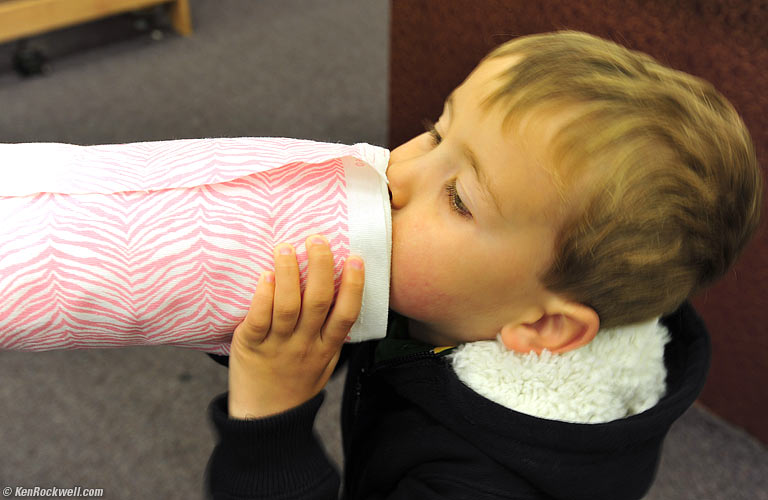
[{"left": 446, "top": 318, "right": 671, "bottom": 424}]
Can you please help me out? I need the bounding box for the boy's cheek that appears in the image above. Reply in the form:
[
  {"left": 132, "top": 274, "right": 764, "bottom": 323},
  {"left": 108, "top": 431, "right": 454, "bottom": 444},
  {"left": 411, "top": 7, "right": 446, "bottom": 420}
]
[
  {"left": 389, "top": 211, "right": 464, "bottom": 321},
  {"left": 389, "top": 246, "right": 456, "bottom": 322}
]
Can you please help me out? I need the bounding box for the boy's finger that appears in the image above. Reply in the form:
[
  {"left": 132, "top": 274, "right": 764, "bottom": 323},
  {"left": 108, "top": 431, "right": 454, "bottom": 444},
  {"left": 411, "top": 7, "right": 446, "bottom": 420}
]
[
  {"left": 295, "top": 235, "right": 335, "bottom": 339},
  {"left": 271, "top": 243, "right": 301, "bottom": 336},
  {"left": 322, "top": 256, "right": 364, "bottom": 346},
  {"left": 236, "top": 271, "right": 275, "bottom": 346}
]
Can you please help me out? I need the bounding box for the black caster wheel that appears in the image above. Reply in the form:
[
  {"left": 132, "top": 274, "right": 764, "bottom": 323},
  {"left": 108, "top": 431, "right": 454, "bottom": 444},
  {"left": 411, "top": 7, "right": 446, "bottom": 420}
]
[
  {"left": 130, "top": 6, "right": 169, "bottom": 38},
  {"left": 13, "top": 41, "right": 50, "bottom": 77}
]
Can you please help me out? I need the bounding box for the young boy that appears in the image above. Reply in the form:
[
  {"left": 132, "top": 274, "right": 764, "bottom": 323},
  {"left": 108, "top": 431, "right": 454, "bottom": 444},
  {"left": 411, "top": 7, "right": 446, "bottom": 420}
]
[{"left": 204, "top": 31, "right": 762, "bottom": 499}]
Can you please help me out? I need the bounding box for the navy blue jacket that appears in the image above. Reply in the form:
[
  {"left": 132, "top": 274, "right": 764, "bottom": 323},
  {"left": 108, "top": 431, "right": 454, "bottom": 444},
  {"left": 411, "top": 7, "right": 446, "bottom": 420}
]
[{"left": 204, "top": 301, "right": 709, "bottom": 499}]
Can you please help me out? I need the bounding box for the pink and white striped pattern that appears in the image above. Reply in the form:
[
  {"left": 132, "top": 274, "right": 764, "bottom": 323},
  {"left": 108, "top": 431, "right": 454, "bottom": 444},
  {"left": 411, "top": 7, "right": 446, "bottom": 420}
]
[{"left": 0, "top": 137, "right": 386, "bottom": 355}]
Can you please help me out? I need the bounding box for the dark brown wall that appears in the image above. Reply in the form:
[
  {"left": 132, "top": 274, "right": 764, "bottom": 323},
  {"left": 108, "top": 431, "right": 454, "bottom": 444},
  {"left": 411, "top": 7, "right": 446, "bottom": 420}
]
[{"left": 389, "top": 0, "right": 768, "bottom": 443}]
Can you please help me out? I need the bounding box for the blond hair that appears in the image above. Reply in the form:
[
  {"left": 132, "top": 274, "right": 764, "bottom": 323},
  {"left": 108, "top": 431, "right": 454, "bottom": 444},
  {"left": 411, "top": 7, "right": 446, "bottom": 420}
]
[{"left": 482, "top": 31, "right": 763, "bottom": 328}]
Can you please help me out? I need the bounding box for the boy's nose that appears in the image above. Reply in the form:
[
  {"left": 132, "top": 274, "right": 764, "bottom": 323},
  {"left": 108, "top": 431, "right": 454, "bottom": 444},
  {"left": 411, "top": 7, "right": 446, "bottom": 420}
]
[
  {"left": 388, "top": 182, "right": 405, "bottom": 210},
  {"left": 386, "top": 160, "right": 414, "bottom": 211}
]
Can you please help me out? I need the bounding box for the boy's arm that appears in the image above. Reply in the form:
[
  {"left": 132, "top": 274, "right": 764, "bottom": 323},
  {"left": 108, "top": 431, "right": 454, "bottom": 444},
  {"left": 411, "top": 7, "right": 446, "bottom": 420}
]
[
  {"left": 205, "top": 391, "right": 340, "bottom": 500},
  {"left": 206, "top": 398, "right": 532, "bottom": 500},
  {"left": 206, "top": 395, "right": 530, "bottom": 500},
  {"left": 205, "top": 236, "right": 360, "bottom": 498}
]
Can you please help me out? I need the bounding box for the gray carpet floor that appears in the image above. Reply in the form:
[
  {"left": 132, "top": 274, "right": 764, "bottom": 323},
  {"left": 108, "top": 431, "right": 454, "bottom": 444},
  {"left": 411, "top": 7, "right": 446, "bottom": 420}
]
[{"left": 0, "top": 1, "right": 766, "bottom": 499}]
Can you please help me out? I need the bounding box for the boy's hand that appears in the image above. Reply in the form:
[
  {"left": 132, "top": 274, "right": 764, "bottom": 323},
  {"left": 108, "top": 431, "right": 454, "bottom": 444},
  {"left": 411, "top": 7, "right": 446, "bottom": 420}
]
[{"left": 227, "top": 234, "right": 364, "bottom": 419}]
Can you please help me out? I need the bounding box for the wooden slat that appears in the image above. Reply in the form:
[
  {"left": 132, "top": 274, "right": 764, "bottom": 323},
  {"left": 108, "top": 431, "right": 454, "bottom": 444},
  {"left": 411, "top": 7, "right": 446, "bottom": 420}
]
[{"left": 0, "top": 0, "right": 175, "bottom": 44}]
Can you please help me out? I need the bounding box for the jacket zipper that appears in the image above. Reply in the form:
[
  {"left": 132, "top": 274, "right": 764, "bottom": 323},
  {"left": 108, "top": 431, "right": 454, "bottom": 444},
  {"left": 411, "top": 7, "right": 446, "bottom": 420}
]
[
  {"left": 372, "top": 350, "right": 442, "bottom": 372},
  {"left": 347, "top": 346, "right": 456, "bottom": 496},
  {"left": 353, "top": 349, "right": 451, "bottom": 417}
]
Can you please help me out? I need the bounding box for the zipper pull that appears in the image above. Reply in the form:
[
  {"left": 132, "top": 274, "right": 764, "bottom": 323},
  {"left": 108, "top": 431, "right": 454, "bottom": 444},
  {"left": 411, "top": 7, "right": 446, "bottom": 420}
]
[{"left": 353, "top": 367, "right": 366, "bottom": 417}]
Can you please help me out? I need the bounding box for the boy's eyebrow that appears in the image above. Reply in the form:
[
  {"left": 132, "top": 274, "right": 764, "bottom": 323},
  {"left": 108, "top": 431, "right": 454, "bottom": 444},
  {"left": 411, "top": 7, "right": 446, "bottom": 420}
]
[{"left": 445, "top": 93, "right": 504, "bottom": 217}]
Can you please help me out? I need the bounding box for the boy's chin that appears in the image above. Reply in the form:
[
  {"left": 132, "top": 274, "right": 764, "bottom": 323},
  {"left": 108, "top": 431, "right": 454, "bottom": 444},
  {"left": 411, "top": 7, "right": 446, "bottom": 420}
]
[
  {"left": 387, "top": 300, "right": 410, "bottom": 323},
  {"left": 408, "top": 322, "right": 458, "bottom": 347},
  {"left": 387, "top": 290, "right": 421, "bottom": 322}
]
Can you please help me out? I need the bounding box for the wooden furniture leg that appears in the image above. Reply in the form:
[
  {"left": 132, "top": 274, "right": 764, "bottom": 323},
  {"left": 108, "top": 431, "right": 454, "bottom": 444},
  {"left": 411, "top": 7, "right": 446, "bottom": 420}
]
[{"left": 169, "top": 0, "right": 192, "bottom": 36}]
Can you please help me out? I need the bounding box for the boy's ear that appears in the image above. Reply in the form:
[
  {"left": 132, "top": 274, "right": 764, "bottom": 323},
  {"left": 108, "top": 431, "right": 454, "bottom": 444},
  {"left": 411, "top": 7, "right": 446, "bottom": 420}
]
[{"left": 499, "top": 302, "right": 600, "bottom": 354}]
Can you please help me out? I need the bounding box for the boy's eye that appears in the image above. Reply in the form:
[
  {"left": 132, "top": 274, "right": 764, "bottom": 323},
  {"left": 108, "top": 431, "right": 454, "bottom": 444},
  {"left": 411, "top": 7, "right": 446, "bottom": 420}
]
[
  {"left": 422, "top": 119, "right": 442, "bottom": 146},
  {"left": 446, "top": 181, "right": 472, "bottom": 219},
  {"left": 421, "top": 119, "right": 471, "bottom": 219}
]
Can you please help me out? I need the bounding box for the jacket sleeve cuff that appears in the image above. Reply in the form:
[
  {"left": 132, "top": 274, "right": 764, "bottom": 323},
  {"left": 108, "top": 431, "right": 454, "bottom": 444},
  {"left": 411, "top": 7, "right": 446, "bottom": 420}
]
[{"left": 205, "top": 391, "right": 340, "bottom": 499}]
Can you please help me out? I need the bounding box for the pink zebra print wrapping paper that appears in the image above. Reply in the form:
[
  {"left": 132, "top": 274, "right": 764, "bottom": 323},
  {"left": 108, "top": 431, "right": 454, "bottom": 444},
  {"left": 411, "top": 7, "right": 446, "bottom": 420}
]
[{"left": 0, "top": 137, "right": 391, "bottom": 355}]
